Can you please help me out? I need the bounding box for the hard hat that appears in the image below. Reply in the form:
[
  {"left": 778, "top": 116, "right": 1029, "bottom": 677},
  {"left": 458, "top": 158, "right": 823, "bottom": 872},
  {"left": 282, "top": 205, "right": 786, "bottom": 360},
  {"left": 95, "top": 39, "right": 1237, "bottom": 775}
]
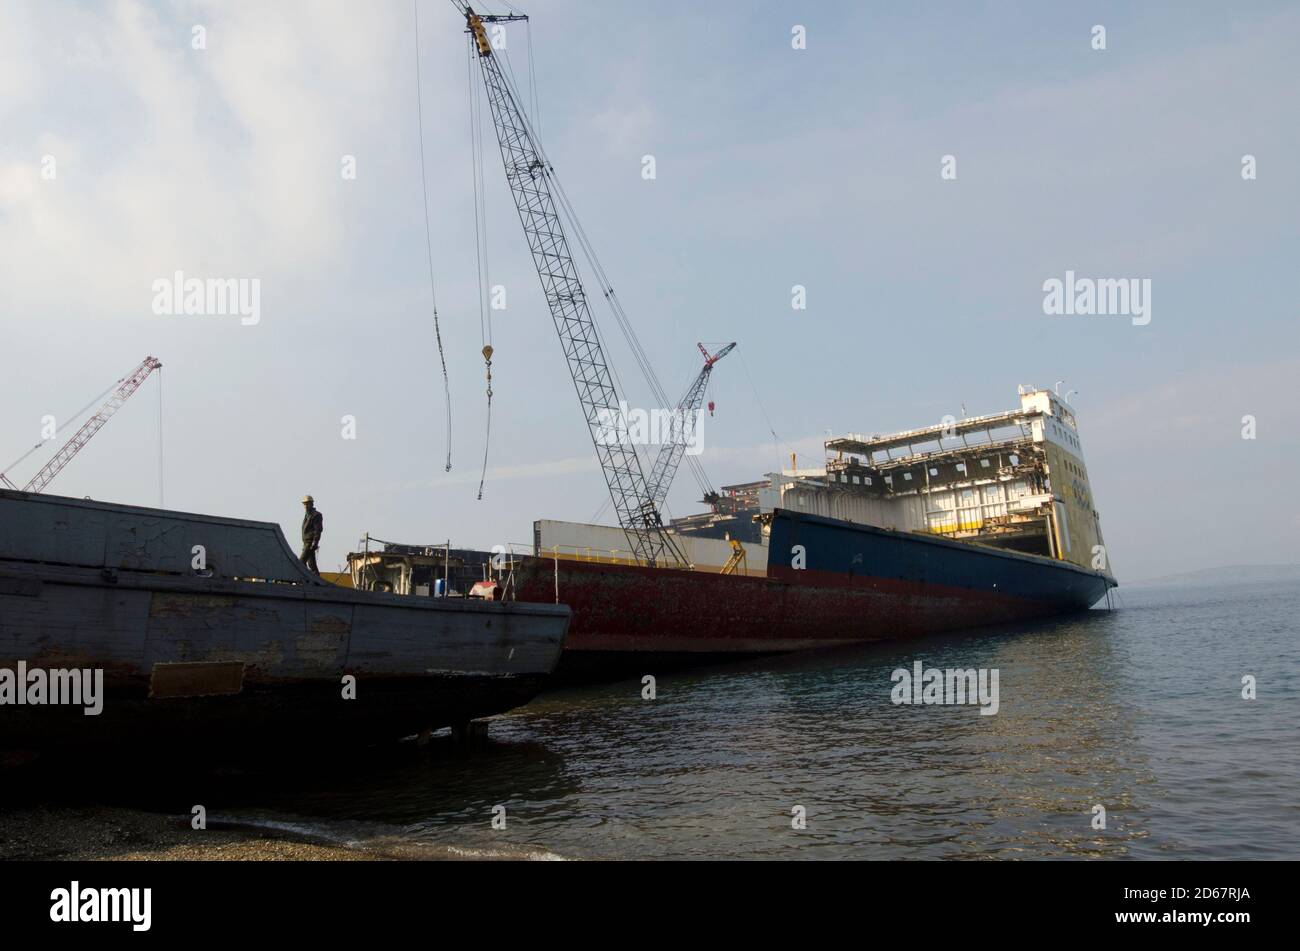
[{"left": 301, "top": 495, "right": 314, "bottom": 504}]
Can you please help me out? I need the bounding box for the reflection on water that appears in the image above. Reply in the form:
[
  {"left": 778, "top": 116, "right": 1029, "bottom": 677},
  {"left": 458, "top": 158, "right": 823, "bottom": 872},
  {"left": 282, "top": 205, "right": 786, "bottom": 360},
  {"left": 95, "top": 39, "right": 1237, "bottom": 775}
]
[
  {"left": 405, "top": 609, "right": 1159, "bottom": 860},
  {"left": 15, "top": 580, "right": 1300, "bottom": 859}
]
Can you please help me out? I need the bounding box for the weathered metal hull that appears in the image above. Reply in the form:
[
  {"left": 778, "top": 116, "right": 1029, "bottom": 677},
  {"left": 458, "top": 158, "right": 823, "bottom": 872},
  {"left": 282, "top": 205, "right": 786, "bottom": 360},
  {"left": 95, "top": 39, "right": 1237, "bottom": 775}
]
[
  {"left": 515, "top": 509, "right": 1114, "bottom": 677},
  {"left": 0, "top": 490, "right": 569, "bottom": 750}
]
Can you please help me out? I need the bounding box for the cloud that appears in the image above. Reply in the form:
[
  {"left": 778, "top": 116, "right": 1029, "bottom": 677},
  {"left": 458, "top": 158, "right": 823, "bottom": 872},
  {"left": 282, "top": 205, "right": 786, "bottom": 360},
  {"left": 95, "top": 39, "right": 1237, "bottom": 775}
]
[
  {"left": 591, "top": 102, "right": 657, "bottom": 158},
  {"left": 1085, "top": 356, "right": 1300, "bottom": 448},
  {"left": 3, "top": 1, "right": 1293, "bottom": 581},
  {"left": 394, "top": 452, "right": 600, "bottom": 490},
  {"left": 0, "top": 0, "right": 404, "bottom": 323}
]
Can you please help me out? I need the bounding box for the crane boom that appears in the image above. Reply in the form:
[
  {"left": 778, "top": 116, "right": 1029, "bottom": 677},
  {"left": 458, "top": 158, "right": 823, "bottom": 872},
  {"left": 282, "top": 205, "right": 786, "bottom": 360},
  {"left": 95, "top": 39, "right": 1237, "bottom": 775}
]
[
  {"left": 455, "top": 3, "right": 686, "bottom": 567},
  {"left": 645, "top": 342, "right": 736, "bottom": 514},
  {"left": 18, "top": 356, "right": 162, "bottom": 495}
]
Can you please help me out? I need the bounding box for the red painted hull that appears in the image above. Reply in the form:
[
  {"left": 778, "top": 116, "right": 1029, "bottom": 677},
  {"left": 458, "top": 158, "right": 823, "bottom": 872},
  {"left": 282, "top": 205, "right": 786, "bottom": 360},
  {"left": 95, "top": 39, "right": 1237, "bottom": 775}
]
[
  {"left": 515, "top": 510, "right": 1112, "bottom": 675},
  {"left": 514, "top": 557, "right": 1089, "bottom": 657}
]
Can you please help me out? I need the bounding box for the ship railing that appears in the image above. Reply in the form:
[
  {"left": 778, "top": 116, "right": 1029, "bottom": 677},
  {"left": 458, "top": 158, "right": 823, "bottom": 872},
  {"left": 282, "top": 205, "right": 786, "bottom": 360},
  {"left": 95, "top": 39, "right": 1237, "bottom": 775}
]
[
  {"left": 504, "top": 541, "right": 642, "bottom": 567},
  {"left": 492, "top": 542, "right": 646, "bottom": 605},
  {"left": 851, "top": 427, "right": 1034, "bottom": 469}
]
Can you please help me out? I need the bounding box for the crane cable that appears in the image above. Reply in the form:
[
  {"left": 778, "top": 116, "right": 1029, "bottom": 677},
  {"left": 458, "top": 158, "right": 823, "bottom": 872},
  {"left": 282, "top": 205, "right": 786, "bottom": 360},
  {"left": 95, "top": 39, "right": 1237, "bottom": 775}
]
[
  {"left": 0, "top": 375, "right": 123, "bottom": 484},
  {"left": 525, "top": 18, "right": 541, "bottom": 139},
  {"left": 738, "top": 348, "right": 795, "bottom": 471},
  {"left": 488, "top": 48, "right": 637, "bottom": 525},
  {"left": 157, "top": 366, "right": 164, "bottom": 508},
  {"left": 676, "top": 354, "right": 716, "bottom": 500},
  {"left": 413, "top": 0, "right": 453, "bottom": 472},
  {"left": 683, "top": 360, "right": 714, "bottom": 498},
  {"left": 470, "top": 34, "right": 494, "bottom": 500},
  {"left": 493, "top": 58, "right": 660, "bottom": 406},
  {"left": 493, "top": 53, "right": 718, "bottom": 514},
  {"left": 469, "top": 28, "right": 545, "bottom": 502},
  {"left": 495, "top": 59, "right": 709, "bottom": 503}
]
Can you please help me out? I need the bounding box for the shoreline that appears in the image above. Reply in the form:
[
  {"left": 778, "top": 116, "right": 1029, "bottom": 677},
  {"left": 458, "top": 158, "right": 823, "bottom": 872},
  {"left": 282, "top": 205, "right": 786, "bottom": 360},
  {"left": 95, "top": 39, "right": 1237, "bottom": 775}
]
[
  {"left": 0, "top": 806, "right": 550, "bottom": 861},
  {"left": 1, "top": 805, "right": 388, "bottom": 861}
]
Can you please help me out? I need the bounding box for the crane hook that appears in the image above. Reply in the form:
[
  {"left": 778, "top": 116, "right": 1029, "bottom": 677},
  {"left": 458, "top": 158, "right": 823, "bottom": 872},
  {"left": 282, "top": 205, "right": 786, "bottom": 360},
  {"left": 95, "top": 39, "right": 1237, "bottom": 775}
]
[{"left": 477, "top": 344, "right": 495, "bottom": 501}]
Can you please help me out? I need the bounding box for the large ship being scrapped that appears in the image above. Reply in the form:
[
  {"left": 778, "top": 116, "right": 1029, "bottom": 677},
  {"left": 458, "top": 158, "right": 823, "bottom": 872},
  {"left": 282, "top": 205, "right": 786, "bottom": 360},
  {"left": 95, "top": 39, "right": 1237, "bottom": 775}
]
[
  {"left": 509, "top": 386, "right": 1116, "bottom": 674},
  {"left": 436, "top": 7, "right": 1114, "bottom": 676}
]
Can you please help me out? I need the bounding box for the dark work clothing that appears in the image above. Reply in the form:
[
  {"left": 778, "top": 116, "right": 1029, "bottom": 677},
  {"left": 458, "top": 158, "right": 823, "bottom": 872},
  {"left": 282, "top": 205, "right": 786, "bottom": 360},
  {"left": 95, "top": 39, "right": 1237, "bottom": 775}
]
[
  {"left": 302, "top": 509, "right": 323, "bottom": 545},
  {"left": 301, "top": 507, "right": 323, "bottom": 575}
]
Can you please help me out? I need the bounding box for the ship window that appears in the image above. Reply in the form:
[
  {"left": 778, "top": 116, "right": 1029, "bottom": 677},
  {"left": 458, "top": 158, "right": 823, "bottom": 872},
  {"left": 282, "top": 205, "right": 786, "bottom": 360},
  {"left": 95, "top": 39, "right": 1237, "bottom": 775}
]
[
  {"left": 884, "top": 476, "right": 893, "bottom": 485},
  {"left": 903, "top": 472, "right": 912, "bottom": 481},
  {"left": 929, "top": 468, "right": 938, "bottom": 476},
  {"left": 980, "top": 459, "right": 991, "bottom": 468},
  {"left": 865, "top": 477, "right": 872, "bottom": 485},
  {"left": 1009, "top": 454, "right": 1019, "bottom": 465},
  {"left": 956, "top": 462, "right": 967, "bottom": 472},
  {"left": 852, "top": 475, "right": 860, "bottom": 484}
]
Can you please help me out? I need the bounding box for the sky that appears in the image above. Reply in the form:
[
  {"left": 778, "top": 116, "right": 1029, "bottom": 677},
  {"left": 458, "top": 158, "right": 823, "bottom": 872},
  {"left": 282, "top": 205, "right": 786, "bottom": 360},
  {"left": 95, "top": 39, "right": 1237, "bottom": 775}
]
[{"left": 1, "top": 0, "right": 1297, "bottom": 582}]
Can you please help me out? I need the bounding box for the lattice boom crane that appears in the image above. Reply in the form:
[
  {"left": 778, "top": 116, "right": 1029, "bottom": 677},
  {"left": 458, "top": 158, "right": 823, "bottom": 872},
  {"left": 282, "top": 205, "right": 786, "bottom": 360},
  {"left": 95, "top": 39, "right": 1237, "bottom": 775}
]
[
  {"left": 645, "top": 342, "right": 736, "bottom": 516},
  {"left": 453, "top": 2, "right": 686, "bottom": 567},
  {"left": 4, "top": 356, "right": 163, "bottom": 495}
]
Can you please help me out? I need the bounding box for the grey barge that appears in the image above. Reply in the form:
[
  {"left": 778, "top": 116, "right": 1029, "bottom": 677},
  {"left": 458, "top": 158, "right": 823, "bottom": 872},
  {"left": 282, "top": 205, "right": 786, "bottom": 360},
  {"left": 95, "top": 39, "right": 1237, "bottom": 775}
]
[{"left": 0, "top": 489, "right": 569, "bottom": 751}]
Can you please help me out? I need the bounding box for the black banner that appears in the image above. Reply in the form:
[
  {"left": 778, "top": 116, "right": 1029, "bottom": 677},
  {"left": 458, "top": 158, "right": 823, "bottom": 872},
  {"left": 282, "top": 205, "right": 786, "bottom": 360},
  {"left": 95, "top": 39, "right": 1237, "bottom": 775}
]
[{"left": 0, "top": 859, "right": 1277, "bottom": 937}]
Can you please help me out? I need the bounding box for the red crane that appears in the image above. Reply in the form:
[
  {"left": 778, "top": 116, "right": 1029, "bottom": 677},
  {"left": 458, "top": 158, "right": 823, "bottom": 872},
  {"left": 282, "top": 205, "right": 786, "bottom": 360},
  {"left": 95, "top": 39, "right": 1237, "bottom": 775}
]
[
  {"left": 0, "top": 356, "right": 163, "bottom": 494},
  {"left": 644, "top": 342, "right": 736, "bottom": 516}
]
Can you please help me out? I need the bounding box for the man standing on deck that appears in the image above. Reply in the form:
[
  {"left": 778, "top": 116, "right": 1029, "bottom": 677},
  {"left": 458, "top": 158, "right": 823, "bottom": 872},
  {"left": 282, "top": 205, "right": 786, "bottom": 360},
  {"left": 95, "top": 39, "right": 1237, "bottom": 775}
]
[{"left": 300, "top": 495, "right": 323, "bottom": 575}]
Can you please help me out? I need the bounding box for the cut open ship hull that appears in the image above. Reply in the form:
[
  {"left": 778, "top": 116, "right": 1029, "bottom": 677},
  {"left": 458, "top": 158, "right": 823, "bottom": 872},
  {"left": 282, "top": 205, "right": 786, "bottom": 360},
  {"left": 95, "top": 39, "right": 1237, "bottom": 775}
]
[{"left": 515, "top": 509, "right": 1113, "bottom": 678}]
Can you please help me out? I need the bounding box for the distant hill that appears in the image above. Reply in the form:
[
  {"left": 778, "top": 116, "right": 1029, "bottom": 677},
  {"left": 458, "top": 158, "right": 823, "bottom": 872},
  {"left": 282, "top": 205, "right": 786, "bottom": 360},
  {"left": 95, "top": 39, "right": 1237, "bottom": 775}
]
[{"left": 1130, "top": 564, "right": 1300, "bottom": 586}]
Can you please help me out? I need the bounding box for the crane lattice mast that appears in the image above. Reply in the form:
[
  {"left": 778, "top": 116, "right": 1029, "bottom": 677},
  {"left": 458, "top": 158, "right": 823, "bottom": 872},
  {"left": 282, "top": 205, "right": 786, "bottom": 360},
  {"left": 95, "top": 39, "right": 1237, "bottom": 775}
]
[
  {"left": 8, "top": 356, "right": 162, "bottom": 495},
  {"left": 454, "top": 2, "right": 686, "bottom": 567},
  {"left": 645, "top": 342, "right": 736, "bottom": 514}
]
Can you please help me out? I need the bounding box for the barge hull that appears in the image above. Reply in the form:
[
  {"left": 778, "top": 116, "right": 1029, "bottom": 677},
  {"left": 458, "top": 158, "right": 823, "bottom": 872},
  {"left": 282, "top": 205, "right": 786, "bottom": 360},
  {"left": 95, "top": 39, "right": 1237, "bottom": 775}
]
[{"left": 0, "top": 489, "right": 569, "bottom": 750}]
